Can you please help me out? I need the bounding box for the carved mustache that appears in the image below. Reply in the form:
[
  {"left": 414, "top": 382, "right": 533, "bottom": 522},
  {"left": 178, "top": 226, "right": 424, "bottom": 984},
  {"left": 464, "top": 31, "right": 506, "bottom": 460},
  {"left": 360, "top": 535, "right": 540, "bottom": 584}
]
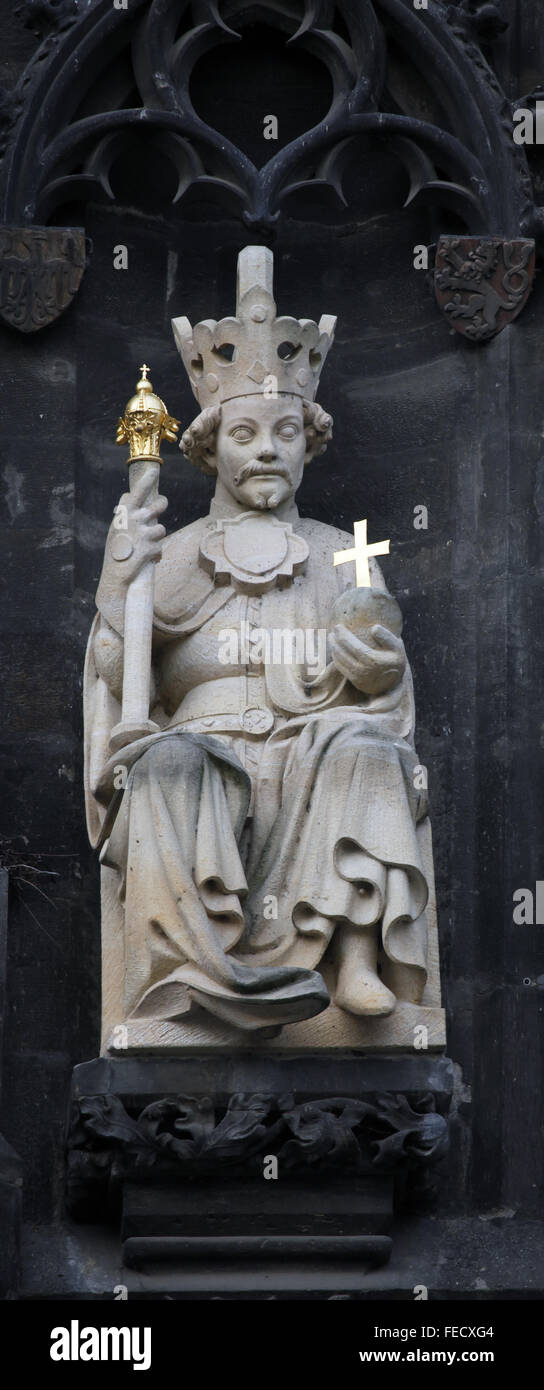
[{"left": 233, "top": 460, "right": 292, "bottom": 486}]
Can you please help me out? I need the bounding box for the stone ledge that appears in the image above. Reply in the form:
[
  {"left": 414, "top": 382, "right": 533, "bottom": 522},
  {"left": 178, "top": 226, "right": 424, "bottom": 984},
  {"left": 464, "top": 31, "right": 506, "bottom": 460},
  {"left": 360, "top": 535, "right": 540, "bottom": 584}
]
[
  {"left": 106, "top": 1002, "right": 446, "bottom": 1054},
  {"left": 72, "top": 1052, "right": 454, "bottom": 1104},
  {"left": 20, "top": 1217, "right": 544, "bottom": 1298}
]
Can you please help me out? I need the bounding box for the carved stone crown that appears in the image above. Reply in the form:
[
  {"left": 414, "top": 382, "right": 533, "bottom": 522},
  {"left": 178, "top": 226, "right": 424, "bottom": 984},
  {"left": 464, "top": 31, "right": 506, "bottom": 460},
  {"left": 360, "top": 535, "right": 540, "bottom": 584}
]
[{"left": 171, "top": 246, "right": 336, "bottom": 410}]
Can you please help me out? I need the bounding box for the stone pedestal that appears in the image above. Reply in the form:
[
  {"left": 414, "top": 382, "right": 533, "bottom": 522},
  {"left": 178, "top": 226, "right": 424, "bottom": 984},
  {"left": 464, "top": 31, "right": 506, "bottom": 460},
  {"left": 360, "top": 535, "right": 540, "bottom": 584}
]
[{"left": 66, "top": 1053, "right": 453, "bottom": 1294}]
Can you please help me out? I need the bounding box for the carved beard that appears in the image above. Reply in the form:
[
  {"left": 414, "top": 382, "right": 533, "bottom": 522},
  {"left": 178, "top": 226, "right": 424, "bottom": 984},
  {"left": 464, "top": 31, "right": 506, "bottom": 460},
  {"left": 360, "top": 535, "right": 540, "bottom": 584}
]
[
  {"left": 253, "top": 480, "right": 285, "bottom": 509},
  {"left": 233, "top": 460, "right": 292, "bottom": 510}
]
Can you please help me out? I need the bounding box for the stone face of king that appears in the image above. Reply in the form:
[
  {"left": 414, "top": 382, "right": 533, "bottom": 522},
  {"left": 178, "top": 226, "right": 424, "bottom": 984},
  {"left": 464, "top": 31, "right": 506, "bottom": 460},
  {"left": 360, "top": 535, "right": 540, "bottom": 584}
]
[{"left": 85, "top": 247, "right": 438, "bottom": 1051}]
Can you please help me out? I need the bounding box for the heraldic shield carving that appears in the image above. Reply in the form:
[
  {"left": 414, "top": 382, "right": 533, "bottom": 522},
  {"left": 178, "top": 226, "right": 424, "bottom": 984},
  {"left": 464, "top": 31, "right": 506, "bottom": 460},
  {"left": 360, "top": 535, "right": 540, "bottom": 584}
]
[
  {"left": 434, "top": 236, "right": 535, "bottom": 342},
  {"left": 0, "top": 227, "right": 86, "bottom": 333}
]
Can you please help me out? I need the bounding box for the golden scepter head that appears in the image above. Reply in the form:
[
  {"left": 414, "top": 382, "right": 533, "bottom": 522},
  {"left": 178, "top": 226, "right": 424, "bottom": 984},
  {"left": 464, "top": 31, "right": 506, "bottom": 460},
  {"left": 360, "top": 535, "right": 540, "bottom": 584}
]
[{"left": 116, "top": 363, "right": 179, "bottom": 463}]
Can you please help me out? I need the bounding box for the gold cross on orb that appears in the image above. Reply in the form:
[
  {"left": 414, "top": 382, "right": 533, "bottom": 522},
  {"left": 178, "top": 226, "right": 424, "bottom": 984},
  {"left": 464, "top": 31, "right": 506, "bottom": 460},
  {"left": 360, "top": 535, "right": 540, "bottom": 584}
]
[
  {"left": 139, "top": 363, "right": 150, "bottom": 380},
  {"left": 333, "top": 518, "right": 390, "bottom": 588}
]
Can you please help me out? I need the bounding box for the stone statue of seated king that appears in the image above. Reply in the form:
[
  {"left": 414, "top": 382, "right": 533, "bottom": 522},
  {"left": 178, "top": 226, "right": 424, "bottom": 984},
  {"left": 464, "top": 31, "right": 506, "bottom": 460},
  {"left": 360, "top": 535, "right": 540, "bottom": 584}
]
[{"left": 84, "top": 246, "right": 443, "bottom": 1052}]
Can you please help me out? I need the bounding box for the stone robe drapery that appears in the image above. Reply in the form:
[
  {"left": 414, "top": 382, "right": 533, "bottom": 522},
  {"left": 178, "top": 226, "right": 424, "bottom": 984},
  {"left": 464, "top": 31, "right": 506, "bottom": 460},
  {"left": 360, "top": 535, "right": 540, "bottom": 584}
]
[{"left": 84, "top": 504, "right": 430, "bottom": 1033}]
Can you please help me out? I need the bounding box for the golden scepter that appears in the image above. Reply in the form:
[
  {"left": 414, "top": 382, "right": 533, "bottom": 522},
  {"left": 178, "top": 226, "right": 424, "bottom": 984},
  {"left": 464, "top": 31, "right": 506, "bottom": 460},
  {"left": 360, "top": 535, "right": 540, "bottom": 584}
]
[{"left": 109, "top": 365, "right": 179, "bottom": 753}]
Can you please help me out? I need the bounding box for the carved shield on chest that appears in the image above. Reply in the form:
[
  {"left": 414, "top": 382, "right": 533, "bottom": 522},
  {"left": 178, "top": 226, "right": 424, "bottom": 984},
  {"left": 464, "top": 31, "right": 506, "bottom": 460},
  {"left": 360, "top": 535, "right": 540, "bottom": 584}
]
[
  {"left": 0, "top": 226, "right": 86, "bottom": 332},
  {"left": 434, "top": 236, "right": 535, "bottom": 342}
]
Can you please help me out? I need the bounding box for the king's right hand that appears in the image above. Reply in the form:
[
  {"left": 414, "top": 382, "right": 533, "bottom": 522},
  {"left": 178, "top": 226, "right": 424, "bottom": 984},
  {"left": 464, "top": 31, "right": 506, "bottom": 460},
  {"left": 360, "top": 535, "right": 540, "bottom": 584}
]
[{"left": 106, "top": 469, "right": 168, "bottom": 585}]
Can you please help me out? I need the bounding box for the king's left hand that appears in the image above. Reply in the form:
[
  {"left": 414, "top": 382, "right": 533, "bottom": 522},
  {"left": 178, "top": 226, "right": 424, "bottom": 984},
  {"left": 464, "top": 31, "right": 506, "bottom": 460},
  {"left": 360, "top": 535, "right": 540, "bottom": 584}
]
[{"left": 329, "top": 622, "right": 406, "bottom": 696}]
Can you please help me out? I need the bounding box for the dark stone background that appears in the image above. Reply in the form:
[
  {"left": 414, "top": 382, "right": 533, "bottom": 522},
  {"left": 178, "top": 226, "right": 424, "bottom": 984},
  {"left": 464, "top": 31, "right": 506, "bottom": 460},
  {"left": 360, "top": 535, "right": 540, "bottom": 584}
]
[{"left": 0, "top": 0, "right": 543, "bottom": 1289}]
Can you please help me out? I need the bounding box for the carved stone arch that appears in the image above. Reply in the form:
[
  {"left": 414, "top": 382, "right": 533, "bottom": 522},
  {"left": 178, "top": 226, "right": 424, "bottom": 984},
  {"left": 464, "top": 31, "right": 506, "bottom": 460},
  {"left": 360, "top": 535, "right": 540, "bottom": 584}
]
[{"left": 0, "top": 0, "right": 538, "bottom": 329}]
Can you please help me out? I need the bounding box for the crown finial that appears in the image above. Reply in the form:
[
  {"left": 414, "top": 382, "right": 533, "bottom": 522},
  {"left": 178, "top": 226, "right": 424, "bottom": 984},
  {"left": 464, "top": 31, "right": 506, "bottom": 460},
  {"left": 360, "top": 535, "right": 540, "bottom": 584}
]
[
  {"left": 116, "top": 364, "right": 180, "bottom": 463},
  {"left": 236, "top": 246, "right": 274, "bottom": 310},
  {"left": 172, "top": 245, "right": 336, "bottom": 410}
]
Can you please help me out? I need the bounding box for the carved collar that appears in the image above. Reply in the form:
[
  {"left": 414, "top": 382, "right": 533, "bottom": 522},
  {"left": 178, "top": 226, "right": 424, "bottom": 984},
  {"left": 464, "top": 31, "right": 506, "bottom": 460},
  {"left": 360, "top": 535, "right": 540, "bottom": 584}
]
[{"left": 199, "top": 510, "right": 309, "bottom": 593}]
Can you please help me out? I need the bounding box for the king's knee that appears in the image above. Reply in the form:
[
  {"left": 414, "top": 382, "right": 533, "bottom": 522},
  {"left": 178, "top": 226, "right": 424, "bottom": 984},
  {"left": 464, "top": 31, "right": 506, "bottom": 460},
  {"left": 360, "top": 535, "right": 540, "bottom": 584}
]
[{"left": 131, "top": 734, "right": 206, "bottom": 787}]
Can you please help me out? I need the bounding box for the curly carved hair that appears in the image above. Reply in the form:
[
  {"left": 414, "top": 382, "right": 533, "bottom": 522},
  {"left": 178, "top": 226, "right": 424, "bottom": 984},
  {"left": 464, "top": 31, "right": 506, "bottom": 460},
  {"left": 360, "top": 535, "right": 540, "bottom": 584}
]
[{"left": 180, "top": 399, "right": 333, "bottom": 475}]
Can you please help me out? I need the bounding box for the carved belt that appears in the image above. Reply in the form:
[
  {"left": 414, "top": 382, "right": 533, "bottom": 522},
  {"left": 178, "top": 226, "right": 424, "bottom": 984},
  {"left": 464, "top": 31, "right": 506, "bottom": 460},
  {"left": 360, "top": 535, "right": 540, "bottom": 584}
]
[{"left": 169, "top": 675, "right": 276, "bottom": 736}]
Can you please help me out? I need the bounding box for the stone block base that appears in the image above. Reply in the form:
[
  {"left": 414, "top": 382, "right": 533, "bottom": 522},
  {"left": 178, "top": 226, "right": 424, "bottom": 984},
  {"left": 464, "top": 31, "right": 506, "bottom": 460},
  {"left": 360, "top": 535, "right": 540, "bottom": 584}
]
[
  {"left": 105, "top": 1001, "right": 446, "bottom": 1054},
  {"left": 122, "top": 1178, "right": 394, "bottom": 1274},
  {"left": 66, "top": 1053, "right": 453, "bottom": 1286}
]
